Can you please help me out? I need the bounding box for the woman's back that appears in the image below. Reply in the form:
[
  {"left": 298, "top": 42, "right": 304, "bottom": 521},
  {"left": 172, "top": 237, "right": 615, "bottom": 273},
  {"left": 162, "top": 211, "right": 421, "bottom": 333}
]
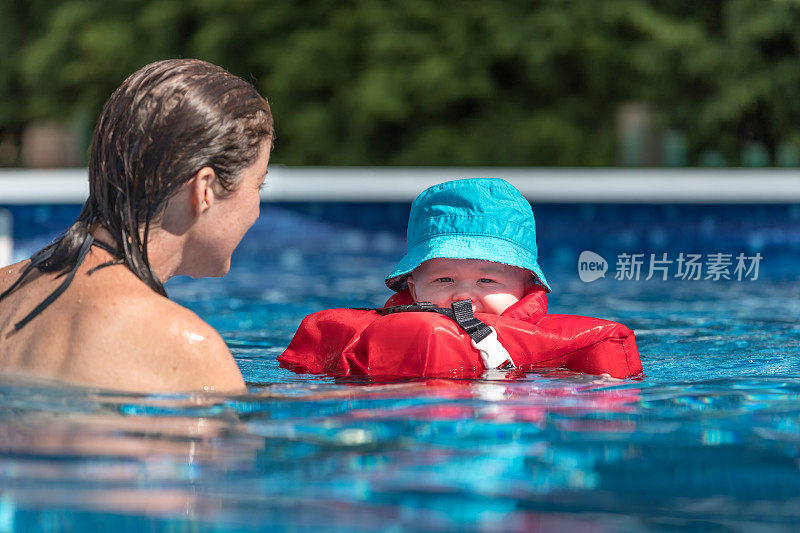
[{"left": 0, "top": 247, "right": 245, "bottom": 392}]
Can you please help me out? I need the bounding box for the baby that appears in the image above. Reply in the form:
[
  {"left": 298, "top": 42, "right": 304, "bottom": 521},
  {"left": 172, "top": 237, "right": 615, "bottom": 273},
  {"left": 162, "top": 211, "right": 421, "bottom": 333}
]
[
  {"left": 384, "top": 177, "right": 550, "bottom": 314},
  {"left": 279, "top": 177, "right": 642, "bottom": 378}
]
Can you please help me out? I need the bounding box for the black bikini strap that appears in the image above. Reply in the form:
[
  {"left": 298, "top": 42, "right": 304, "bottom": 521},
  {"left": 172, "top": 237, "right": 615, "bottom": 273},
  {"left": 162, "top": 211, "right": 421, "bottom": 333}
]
[
  {"left": 91, "top": 238, "right": 121, "bottom": 257},
  {"left": 86, "top": 238, "right": 123, "bottom": 274},
  {"left": 0, "top": 241, "right": 59, "bottom": 302},
  {"left": 0, "top": 262, "right": 36, "bottom": 302},
  {"left": 13, "top": 234, "right": 95, "bottom": 331}
]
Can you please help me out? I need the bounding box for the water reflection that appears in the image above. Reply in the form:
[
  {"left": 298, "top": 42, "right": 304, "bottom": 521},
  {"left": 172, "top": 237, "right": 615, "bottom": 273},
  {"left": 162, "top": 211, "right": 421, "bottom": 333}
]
[{"left": 2, "top": 372, "right": 800, "bottom": 531}]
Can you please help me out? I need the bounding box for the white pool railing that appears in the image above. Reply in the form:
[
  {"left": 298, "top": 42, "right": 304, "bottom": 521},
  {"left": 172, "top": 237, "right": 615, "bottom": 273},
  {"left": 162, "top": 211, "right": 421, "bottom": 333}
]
[
  {"left": 0, "top": 208, "right": 11, "bottom": 267},
  {"left": 2, "top": 167, "right": 800, "bottom": 204},
  {"left": 2, "top": 167, "right": 799, "bottom": 267}
]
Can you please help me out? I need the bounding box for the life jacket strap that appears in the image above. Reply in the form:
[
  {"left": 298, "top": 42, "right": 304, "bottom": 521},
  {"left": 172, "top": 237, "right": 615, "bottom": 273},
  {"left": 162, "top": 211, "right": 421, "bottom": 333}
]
[
  {"left": 363, "top": 299, "right": 516, "bottom": 370},
  {"left": 449, "top": 299, "right": 492, "bottom": 343},
  {"left": 372, "top": 301, "right": 440, "bottom": 315},
  {"left": 471, "top": 327, "right": 516, "bottom": 371}
]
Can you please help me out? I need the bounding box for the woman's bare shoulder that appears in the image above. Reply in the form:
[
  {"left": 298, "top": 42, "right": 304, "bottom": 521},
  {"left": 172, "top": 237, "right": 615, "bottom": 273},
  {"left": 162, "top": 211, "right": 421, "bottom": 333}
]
[
  {"left": 75, "top": 276, "right": 246, "bottom": 393},
  {"left": 140, "top": 299, "right": 246, "bottom": 392}
]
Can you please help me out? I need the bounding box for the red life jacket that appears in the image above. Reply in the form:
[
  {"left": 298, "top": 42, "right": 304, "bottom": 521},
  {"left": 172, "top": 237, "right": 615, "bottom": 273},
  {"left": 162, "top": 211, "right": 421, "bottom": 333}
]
[{"left": 278, "top": 287, "right": 642, "bottom": 379}]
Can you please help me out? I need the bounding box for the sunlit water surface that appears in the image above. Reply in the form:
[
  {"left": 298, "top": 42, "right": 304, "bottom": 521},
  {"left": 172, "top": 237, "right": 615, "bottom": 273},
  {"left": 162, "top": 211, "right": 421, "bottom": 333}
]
[{"left": 1, "top": 203, "right": 799, "bottom": 532}]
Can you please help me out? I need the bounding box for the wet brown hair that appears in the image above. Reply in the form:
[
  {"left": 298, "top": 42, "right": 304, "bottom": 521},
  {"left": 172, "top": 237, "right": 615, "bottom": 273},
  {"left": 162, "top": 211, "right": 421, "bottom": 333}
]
[{"left": 30, "top": 58, "right": 274, "bottom": 296}]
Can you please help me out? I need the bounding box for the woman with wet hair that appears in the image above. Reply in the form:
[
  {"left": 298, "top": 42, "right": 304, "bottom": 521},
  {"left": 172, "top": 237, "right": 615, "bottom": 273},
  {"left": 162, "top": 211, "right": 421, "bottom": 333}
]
[{"left": 0, "top": 59, "right": 274, "bottom": 392}]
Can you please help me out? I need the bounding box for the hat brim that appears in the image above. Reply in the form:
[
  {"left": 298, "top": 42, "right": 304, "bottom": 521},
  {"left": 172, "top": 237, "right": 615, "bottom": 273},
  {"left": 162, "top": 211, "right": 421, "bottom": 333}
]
[{"left": 385, "top": 234, "right": 551, "bottom": 292}]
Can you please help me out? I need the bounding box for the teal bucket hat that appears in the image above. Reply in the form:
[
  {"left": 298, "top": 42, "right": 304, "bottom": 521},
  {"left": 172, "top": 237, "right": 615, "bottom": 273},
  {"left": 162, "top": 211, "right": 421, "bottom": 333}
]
[{"left": 386, "top": 178, "right": 551, "bottom": 292}]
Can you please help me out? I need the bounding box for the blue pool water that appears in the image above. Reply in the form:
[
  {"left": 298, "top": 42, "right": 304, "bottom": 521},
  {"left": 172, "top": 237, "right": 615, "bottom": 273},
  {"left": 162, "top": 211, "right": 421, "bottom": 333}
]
[{"left": 1, "top": 202, "right": 799, "bottom": 532}]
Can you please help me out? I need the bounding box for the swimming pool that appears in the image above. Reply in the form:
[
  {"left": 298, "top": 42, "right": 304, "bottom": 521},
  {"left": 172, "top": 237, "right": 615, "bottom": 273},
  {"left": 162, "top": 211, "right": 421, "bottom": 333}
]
[{"left": 1, "top": 202, "right": 799, "bottom": 532}]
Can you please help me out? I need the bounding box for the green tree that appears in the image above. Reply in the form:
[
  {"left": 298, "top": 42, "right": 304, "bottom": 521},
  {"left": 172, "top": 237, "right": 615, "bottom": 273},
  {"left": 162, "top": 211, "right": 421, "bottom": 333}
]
[{"left": 5, "top": 0, "right": 800, "bottom": 166}]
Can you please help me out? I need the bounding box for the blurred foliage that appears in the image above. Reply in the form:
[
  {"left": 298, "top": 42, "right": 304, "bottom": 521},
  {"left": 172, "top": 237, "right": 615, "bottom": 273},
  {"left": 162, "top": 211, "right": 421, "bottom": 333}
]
[{"left": 2, "top": 0, "right": 800, "bottom": 166}]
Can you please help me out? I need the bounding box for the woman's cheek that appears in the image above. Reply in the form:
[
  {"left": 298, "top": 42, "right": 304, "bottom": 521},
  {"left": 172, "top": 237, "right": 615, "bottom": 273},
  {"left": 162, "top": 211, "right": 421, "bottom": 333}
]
[{"left": 252, "top": 189, "right": 262, "bottom": 214}]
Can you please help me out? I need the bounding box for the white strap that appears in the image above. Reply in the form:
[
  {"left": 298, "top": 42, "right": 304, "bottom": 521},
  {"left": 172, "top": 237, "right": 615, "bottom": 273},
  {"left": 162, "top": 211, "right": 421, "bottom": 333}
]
[{"left": 471, "top": 326, "right": 516, "bottom": 370}]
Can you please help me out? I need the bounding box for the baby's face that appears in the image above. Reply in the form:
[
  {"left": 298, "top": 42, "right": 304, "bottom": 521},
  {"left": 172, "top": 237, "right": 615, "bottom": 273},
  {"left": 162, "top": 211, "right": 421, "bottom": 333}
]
[{"left": 407, "top": 258, "right": 531, "bottom": 315}]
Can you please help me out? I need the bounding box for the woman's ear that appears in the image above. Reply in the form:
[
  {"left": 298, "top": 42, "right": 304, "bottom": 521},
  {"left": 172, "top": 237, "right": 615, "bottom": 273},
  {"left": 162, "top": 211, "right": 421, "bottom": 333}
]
[{"left": 187, "top": 167, "right": 217, "bottom": 216}]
